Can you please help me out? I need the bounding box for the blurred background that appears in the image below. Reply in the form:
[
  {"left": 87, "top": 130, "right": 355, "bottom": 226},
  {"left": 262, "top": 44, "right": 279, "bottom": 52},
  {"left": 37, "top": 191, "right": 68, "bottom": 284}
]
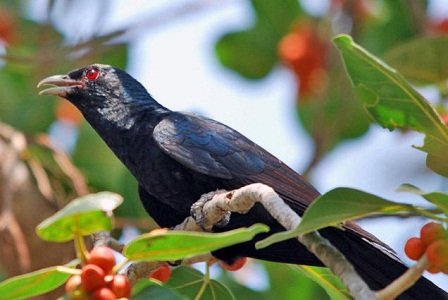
[{"left": 0, "top": 0, "right": 447, "bottom": 298}]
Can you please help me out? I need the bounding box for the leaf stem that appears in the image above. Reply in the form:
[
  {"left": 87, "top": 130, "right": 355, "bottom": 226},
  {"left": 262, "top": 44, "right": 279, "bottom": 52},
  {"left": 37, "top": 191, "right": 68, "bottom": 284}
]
[
  {"left": 194, "top": 263, "right": 210, "bottom": 300},
  {"left": 73, "top": 215, "right": 89, "bottom": 263}
]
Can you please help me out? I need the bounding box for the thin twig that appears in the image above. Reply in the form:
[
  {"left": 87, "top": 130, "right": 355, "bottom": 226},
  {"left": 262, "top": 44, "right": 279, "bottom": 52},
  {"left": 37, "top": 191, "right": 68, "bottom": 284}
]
[{"left": 376, "top": 255, "right": 429, "bottom": 300}]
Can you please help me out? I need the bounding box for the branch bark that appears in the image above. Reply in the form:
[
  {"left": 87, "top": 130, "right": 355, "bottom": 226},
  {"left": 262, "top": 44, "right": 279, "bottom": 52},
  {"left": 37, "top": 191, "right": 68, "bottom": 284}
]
[{"left": 172, "top": 183, "right": 425, "bottom": 300}]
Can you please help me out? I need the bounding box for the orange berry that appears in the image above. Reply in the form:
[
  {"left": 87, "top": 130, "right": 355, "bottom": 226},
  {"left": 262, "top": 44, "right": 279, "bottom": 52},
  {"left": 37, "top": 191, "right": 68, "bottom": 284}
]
[
  {"left": 219, "top": 257, "right": 248, "bottom": 271},
  {"left": 150, "top": 264, "right": 171, "bottom": 283},
  {"left": 420, "top": 222, "right": 446, "bottom": 246},
  {"left": 109, "top": 275, "right": 131, "bottom": 298},
  {"left": 91, "top": 287, "right": 116, "bottom": 300},
  {"left": 81, "top": 264, "right": 106, "bottom": 292},
  {"left": 404, "top": 237, "right": 425, "bottom": 260},
  {"left": 426, "top": 240, "right": 448, "bottom": 269},
  {"left": 87, "top": 246, "right": 116, "bottom": 274}
]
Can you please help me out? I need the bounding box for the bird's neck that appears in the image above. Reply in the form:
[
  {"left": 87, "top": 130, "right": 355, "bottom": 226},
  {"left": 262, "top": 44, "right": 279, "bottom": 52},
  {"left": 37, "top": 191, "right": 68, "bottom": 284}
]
[{"left": 81, "top": 98, "right": 170, "bottom": 153}]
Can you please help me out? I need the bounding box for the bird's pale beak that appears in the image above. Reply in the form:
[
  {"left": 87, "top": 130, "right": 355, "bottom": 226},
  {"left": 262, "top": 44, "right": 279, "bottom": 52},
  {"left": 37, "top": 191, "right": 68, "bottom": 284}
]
[{"left": 37, "top": 75, "right": 84, "bottom": 97}]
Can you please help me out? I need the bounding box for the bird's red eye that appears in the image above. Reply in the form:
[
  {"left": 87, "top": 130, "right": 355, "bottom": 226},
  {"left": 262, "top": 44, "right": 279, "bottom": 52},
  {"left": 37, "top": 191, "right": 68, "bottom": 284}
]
[{"left": 85, "top": 68, "right": 100, "bottom": 81}]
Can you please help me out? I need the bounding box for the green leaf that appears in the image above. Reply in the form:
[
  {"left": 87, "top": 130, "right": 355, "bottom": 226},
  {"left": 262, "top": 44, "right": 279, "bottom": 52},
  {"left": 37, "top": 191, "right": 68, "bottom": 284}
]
[
  {"left": 36, "top": 192, "right": 123, "bottom": 242},
  {"left": 384, "top": 37, "right": 448, "bottom": 85},
  {"left": 398, "top": 184, "right": 448, "bottom": 214},
  {"left": 124, "top": 224, "right": 269, "bottom": 261},
  {"left": 132, "top": 280, "right": 187, "bottom": 300},
  {"left": 256, "top": 188, "right": 413, "bottom": 248},
  {"left": 167, "top": 266, "right": 234, "bottom": 300},
  {"left": 334, "top": 34, "right": 448, "bottom": 177},
  {"left": 215, "top": 0, "right": 302, "bottom": 79},
  {"left": 263, "top": 262, "right": 327, "bottom": 300},
  {"left": 0, "top": 266, "right": 74, "bottom": 300},
  {"left": 294, "top": 266, "right": 352, "bottom": 300},
  {"left": 358, "top": 0, "right": 424, "bottom": 55}
]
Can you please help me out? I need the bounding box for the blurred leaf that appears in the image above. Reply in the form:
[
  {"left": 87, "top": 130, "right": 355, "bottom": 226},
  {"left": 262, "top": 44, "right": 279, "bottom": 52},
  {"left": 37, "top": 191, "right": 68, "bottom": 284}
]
[
  {"left": 256, "top": 188, "right": 413, "bottom": 248},
  {"left": 295, "top": 265, "right": 352, "bottom": 300},
  {"left": 167, "top": 266, "right": 234, "bottom": 300},
  {"left": 133, "top": 280, "right": 187, "bottom": 300},
  {"left": 398, "top": 183, "right": 448, "bottom": 214},
  {"left": 298, "top": 54, "right": 371, "bottom": 159},
  {"left": 0, "top": 266, "right": 74, "bottom": 300},
  {"left": 359, "top": 0, "right": 425, "bottom": 55},
  {"left": 124, "top": 224, "right": 269, "bottom": 261},
  {"left": 36, "top": 192, "right": 122, "bottom": 242},
  {"left": 334, "top": 34, "right": 448, "bottom": 177},
  {"left": 384, "top": 37, "right": 448, "bottom": 85},
  {"left": 263, "top": 262, "right": 327, "bottom": 300},
  {"left": 216, "top": 29, "right": 278, "bottom": 79},
  {"left": 215, "top": 0, "right": 302, "bottom": 79}
]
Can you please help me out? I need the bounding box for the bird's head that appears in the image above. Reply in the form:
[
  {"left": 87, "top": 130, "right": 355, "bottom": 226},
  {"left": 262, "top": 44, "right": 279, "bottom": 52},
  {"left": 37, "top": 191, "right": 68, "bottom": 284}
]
[
  {"left": 38, "top": 64, "right": 163, "bottom": 130},
  {"left": 38, "top": 64, "right": 151, "bottom": 109}
]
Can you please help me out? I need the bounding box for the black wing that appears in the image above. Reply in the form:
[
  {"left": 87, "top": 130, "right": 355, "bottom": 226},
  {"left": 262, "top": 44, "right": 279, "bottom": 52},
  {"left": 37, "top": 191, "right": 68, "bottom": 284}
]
[
  {"left": 154, "top": 112, "right": 324, "bottom": 211},
  {"left": 153, "top": 112, "right": 386, "bottom": 247}
]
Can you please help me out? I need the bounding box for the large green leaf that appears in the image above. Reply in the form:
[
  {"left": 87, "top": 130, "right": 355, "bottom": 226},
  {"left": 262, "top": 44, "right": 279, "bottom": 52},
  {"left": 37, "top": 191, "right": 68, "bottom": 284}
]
[
  {"left": 36, "top": 192, "right": 123, "bottom": 242},
  {"left": 384, "top": 37, "right": 448, "bottom": 85},
  {"left": 167, "top": 266, "right": 234, "bottom": 300},
  {"left": 0, "top": 266, "right": 74, "bottom": 300},
  {"left": 294, "top": 265, "right": 352, "bottom": 300},
  {"left": 124, "top": 224, "right": 269, "bottom": 261},
  {"left": 256, "top": 188, "right": 414, "bottom": 248},
  {"left": 334, "top": 34, "right": 448, "bottom": 177}
]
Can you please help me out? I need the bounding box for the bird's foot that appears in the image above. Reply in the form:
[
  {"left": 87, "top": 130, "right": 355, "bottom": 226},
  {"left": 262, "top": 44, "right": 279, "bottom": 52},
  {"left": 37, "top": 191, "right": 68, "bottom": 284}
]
[{"left": 191, "top": 189, "right": 231, "bottom": 230}]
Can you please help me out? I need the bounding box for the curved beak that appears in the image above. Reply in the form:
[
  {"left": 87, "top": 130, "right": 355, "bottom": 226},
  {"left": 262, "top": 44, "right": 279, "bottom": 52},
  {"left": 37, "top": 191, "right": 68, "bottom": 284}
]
[{"left": 37, "top": 75, "right": 84, "bottom": 97}]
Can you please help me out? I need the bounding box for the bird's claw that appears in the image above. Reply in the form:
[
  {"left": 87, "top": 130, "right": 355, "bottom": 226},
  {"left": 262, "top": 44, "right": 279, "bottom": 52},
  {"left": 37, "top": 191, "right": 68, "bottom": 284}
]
[{"left": 191, "top": 189, "right": 230, "bottom": 230}]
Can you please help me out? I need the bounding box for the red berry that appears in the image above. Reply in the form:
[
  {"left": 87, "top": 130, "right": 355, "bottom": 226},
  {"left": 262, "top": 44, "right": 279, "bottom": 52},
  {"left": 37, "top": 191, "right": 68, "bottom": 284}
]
[
  {"left": 219, "top": 257, "right": 248, "bottom": 271},
  {"left": 404, "top": 237, "right": 425, "bottom": 260},
  {"left": 81, "top": 264, "right": 106, "bottom": 292},
  {"left": 150, "top": 264, "right": 171, "bottom": 283},
  {"left": 109, "top": 275, "right": 131, "bottom": 298},
  {"left": 91, "top": 287, "right": 116, "bottom": 300},
  {"left": 420, "top": 222, "right": 446, "bottom": 246},
  {"left": 426, "top": 240, "right": 448, "bottom": 269},
  {"left": 87, "top": 246, "right": 116, "bottom": 274}
]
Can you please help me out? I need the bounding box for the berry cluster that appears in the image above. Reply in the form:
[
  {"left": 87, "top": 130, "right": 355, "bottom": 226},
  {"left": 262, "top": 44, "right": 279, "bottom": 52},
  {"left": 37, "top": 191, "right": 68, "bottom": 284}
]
[
  {"left": 404, "top": 222, "right": 448, "bottom": 274},
  {"left": 65, "top": 246, "right": 131, "bottom": 300}
]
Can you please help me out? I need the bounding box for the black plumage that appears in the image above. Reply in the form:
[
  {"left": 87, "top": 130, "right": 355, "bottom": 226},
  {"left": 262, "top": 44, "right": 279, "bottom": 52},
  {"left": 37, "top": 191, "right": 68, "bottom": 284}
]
[{"left": 38, "top": 64, "right": 447, "bottom": 299}]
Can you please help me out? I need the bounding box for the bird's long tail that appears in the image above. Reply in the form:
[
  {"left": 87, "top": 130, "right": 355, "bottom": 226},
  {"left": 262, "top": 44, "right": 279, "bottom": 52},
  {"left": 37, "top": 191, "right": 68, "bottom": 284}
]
[{"left": 322, "top": 228, "right": 448, "bottom": 300}]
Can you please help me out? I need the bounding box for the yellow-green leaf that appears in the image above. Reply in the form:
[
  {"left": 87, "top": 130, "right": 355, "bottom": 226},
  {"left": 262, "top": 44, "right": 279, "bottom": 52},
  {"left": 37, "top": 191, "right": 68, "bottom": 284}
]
[
  {"left": 333, "top": 34, "right": 448, "bottom": 177},
  {"left": 0, "top": 266, "right": 75, "bottom": 300},
  {"left": 124, "top": 224, "right": 269, "bottom": 261},
  {"left": 36, "top": 192, "right": 122, "bottom": 242}
]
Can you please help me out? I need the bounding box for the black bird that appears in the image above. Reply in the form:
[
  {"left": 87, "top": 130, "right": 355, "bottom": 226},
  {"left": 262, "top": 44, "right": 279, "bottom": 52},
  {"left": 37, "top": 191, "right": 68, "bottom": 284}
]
[{"left": 38, "top": 64, "right": 447, "bottom": 299}]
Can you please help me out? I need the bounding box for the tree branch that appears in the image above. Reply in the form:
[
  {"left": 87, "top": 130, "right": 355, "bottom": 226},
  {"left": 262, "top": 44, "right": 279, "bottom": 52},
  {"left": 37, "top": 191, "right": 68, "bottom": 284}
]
[{"left": 172, "top": 183, "right": 427, "bottom": 300}]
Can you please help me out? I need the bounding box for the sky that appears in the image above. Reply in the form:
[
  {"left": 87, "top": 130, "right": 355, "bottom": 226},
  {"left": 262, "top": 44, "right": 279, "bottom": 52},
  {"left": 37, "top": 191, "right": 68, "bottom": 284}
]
[{"left": 29, "top": 0, "right": 448, "bottom": 289}]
